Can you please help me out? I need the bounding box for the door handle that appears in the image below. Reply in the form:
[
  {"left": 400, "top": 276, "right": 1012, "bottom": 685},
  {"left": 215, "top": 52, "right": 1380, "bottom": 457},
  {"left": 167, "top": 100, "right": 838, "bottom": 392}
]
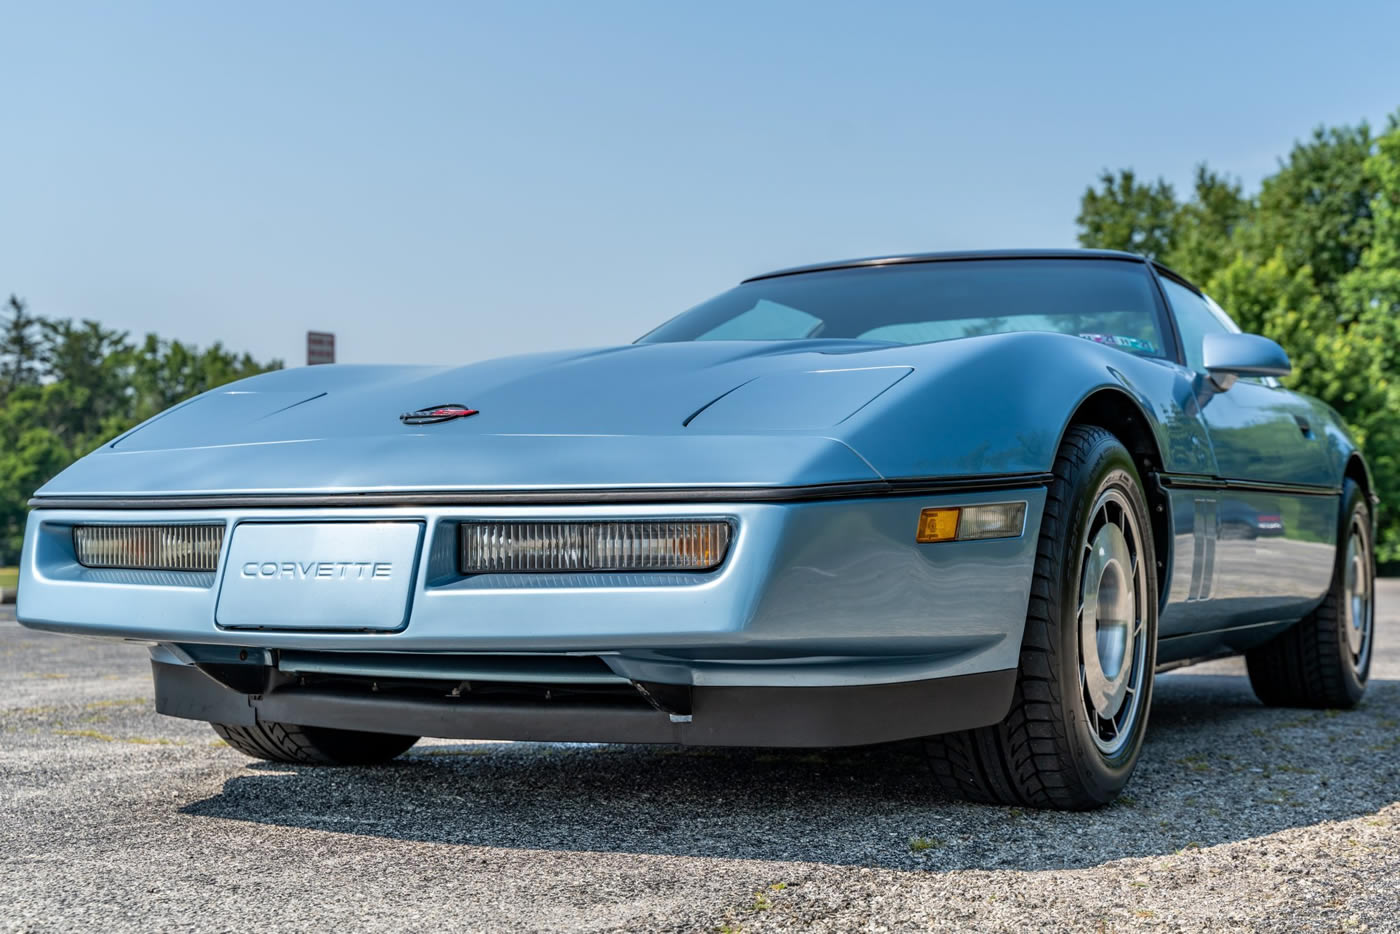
[{"left": 1294, "top": 415, "right": 1313, "bottom": 438}]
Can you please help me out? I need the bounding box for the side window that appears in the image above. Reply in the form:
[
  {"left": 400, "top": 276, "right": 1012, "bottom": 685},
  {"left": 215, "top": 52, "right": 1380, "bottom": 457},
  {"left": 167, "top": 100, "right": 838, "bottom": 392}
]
[
  {"left": 1158, "top": 277, "right": 1233, "bottom": 370},
  {"left": 697, "top": 300, "right": 821, "bottom": 341}
]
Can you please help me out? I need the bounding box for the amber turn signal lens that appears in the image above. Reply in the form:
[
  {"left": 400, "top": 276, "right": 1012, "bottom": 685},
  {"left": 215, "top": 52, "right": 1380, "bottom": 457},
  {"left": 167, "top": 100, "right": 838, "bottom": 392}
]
[
  {"left": 916, "top": 502, "right": 1028, "bottom": 544},
  {"left": 916, "top": 508, "right": 960, "bottom": 543}
]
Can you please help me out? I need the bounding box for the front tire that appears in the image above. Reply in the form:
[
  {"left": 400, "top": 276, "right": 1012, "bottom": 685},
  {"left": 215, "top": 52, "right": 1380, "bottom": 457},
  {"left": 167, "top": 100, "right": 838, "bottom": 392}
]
[
  {"left": 926, "top": 425, "right": 1158, "bottom": 809},
  {"left": 212, "top": 721, "right": 419, "bottom": 765},
  {"left": 1245, "top": 480, "right": 1374, "bottom": 709}
]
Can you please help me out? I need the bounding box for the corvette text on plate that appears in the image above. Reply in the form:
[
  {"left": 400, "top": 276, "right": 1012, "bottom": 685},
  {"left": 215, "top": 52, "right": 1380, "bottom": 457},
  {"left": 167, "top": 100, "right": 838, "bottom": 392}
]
[{"left": 240, "top": 561, "right": 393, "bottom": 580}]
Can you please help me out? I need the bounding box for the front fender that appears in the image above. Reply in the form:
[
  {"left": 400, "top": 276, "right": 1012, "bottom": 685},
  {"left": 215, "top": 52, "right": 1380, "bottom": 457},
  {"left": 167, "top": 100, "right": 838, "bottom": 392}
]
[{"left": 833, "top": 331, "right": 1216, "bottom": 480}]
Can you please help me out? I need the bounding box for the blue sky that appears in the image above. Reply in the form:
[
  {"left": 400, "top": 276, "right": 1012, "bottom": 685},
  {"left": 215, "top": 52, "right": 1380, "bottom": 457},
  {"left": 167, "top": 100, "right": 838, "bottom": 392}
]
[{"left": 2, "top": 1, "right": 1397, "bottom": 366}]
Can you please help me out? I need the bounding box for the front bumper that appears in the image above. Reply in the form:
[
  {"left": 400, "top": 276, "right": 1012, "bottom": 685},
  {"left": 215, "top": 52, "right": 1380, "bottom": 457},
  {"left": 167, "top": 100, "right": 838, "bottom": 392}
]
[
  {"left": 153, "top": 659, "right": 1017, "bottom": 747},
  {"left": 20, "top": 488, "right": 1044, "bottom": 741}
]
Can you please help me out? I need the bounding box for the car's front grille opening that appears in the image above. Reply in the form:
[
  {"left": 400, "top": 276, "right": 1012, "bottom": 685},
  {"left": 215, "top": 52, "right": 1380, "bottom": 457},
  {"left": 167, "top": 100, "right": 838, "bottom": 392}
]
[
  {"left": 287, "top": 672, "right": 655, "bottom": 711},
  {"left": 268, "top": 652, "right": 659, "bottom": 710},
  {"left": 276, "top": 651, "right": 626, "bottom": 686},
  {"left": 73, "top": 524, "right": 224, "bottom": 572}
]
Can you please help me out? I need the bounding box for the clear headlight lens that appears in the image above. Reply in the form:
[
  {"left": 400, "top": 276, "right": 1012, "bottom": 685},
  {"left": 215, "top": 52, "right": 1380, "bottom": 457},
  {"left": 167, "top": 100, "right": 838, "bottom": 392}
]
[
  {"left": 73, "top": 524, "right": 225, "bottom": 572},
  {"left": 460, "top": 520, "right": 732, "bottom": 573}
]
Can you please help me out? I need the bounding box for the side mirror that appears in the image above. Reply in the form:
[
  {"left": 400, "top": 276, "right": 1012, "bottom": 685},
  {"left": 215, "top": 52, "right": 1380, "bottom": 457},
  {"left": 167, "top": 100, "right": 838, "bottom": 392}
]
[{"left": 1201, "top": 333, "right": 1291, "bottom": 391}]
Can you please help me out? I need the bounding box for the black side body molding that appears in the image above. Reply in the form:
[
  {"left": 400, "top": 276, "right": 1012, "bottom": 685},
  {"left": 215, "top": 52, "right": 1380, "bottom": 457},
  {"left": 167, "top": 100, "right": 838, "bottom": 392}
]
[{"left": 1157, "top": 474, "right": 1342, "bottom": 498}]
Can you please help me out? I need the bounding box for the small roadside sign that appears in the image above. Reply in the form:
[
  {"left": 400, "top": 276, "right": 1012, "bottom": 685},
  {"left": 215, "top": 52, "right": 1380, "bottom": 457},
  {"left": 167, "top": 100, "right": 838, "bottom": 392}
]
[{"left": 307, "top": 331, "right": 335, "bottom": 366}]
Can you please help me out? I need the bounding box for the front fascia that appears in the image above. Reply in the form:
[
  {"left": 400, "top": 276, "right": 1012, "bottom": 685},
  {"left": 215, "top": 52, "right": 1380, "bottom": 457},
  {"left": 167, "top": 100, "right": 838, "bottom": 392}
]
[{"left": 18, "top": 487, "right": 1046, "bottom": 687}]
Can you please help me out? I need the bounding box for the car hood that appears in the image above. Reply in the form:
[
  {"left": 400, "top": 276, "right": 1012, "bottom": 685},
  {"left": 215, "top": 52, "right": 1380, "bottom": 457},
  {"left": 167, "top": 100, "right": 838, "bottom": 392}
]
[
  {"left": 38, "top": 331, "right": 1188, "bottom": 500},
  {"left": 38, "top": 340, "right": 918, "bottom": 497}
]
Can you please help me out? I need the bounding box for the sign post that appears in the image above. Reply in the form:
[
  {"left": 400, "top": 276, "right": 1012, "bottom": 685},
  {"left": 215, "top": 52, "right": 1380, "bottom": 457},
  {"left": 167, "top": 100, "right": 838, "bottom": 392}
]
[{"left": 307, "top": 331, "right": 336, "bottom": 366}]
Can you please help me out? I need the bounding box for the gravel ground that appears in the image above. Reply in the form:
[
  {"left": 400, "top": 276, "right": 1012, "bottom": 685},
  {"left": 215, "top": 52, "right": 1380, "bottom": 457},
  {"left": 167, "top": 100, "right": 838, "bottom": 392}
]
[{"left": 2, "top": 589, "right": 1399, "bottom": 933}]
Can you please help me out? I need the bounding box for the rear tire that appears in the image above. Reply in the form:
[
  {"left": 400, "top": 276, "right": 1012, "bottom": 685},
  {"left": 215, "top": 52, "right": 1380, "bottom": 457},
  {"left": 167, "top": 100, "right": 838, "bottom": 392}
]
[
  {"left": 1245, "top": 480, "right": 1374, "bottom": 709},
  {"left": 212, "top": 721, "right": 419, "bottom": 765},
  {"left": 926, "top": 425, "right": 1158, "bottom": 810}
]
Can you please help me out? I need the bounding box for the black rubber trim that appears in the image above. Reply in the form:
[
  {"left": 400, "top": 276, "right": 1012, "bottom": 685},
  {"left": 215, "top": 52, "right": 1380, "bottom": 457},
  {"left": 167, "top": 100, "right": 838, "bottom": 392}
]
[
  {"left": 1158, "top": 473, "right": 1342, "bottom": 497},
  {"left": 1145, "top": 263, "right": 1191, "bottom": 366},
  {"left": 152, "top": 661, "right": 1018, "bottom": 748},
  {"left": 29, "top": 473, "right": 1054, "bottom": 511}
]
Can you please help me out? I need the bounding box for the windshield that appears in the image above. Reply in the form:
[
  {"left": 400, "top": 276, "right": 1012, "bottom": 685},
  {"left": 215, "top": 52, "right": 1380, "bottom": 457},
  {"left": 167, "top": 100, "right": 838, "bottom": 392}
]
[{"left": 640, "top": 258, "right": 1168, "bottom": 357}]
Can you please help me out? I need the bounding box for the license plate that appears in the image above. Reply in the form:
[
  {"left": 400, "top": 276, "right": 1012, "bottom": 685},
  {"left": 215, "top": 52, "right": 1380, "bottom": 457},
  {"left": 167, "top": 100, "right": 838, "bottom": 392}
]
[{"left": 216, "top": 522, "right": 423, "bottom": 631}]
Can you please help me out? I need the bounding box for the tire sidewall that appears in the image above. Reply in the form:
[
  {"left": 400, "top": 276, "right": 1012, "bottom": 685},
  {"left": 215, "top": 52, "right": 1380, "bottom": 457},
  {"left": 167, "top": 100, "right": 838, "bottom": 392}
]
[{"left": 1054, "top": 433, "right": 1159, "bottom": 799}]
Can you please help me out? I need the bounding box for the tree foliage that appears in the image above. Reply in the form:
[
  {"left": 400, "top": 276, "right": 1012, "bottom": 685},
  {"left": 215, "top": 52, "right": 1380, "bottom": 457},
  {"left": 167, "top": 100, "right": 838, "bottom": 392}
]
[
  {"left": 0, "top": 302, "right": 280, "bottom": 562},
  {"left": 1078, "top": 113, "right": 1400, "bottom": 560},
  {"left": 1075, "top": 170, "right": 1179, "bottom": 261}
]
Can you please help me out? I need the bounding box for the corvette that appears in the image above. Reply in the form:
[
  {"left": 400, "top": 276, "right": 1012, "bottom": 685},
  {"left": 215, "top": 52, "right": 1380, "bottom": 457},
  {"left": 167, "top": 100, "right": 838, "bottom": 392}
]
[
  {"left": 241, "top": 561, "right": 395, "bottom": 580},
  {"left": 16, "top": 249, "right": 1376, "bottom": 809}
]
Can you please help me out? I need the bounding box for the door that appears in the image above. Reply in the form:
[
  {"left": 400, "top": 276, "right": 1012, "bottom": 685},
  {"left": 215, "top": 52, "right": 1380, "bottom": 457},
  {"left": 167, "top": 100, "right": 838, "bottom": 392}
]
[{"left": 1156, "top": 274, "right": 1337, "bottom": 634}]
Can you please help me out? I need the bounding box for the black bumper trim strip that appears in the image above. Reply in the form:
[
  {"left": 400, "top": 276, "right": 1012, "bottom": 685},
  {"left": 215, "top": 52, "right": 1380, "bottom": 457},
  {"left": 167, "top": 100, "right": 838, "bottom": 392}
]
[{"left": 29, "top": 473, "right": 1054, "bottom": 510}]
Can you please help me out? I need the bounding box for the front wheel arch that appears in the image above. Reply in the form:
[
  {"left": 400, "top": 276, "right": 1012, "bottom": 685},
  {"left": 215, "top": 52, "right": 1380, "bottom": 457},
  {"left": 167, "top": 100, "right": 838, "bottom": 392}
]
[
  {"left": 1061, "top": 388, "right": 1172, "bottom": 610},
  {"left": 926, "top": 424, "right": 1159, "bottom": 809}
]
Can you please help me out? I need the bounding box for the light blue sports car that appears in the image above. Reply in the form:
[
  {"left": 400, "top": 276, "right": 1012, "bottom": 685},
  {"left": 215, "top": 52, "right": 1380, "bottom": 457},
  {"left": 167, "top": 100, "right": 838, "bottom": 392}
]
[{"left": 16, "top": 250, "right": 1376, "bottom": 809}]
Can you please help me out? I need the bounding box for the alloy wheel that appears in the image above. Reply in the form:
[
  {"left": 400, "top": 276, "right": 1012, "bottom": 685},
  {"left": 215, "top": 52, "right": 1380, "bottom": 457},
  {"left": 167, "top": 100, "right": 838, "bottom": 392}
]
[{"left": 1078, "top": 487, "right": 1150, "bottom": 758}]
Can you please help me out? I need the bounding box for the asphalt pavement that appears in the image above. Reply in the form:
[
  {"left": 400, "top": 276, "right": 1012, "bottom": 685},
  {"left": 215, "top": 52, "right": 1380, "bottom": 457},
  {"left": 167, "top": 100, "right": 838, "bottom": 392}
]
[{"left": 3, "top": 588, "right": 1399, "bottom": 932}]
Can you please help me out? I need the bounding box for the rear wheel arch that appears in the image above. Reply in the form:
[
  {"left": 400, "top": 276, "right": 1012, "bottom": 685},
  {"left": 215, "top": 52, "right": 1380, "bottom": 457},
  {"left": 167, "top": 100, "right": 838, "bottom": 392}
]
[
  {"left": 1062, "top": 388, "right": 1171, "bottom": 607},
  {"left": 1344, "top": 453, "right": 1373, "bottom": 508},
  {"left": 1344, "top": 454, "right": 1378, "bottom": 563},
  {"left": 1244, "top": 478, "right": 1373, "bottom": 708}
]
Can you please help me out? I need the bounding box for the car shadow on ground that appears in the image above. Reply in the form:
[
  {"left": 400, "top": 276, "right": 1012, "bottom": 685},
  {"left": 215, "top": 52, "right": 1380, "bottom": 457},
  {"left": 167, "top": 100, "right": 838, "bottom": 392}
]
[{"left": 182, "top": 672, "right": 1400, "bottom": 872}]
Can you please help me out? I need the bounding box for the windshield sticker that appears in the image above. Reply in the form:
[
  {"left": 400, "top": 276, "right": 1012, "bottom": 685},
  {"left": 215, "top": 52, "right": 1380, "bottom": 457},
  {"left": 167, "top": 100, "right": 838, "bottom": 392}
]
[{"left": 1079, "top": 333, "right": 1157, "bottom": 354}]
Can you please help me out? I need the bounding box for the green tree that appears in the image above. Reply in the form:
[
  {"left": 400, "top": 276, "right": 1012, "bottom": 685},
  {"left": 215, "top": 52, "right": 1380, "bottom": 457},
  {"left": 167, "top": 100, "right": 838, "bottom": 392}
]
[
  {"left": 0, "top": 296, "right": 42, "bottom": 396},
  {"left": 1331, "top": 118, "right": 1400, "bottom": 557},
  {"left": 1166, "top": 166, "right": 1250, "bottom": 284},
  {"left": 34, "top": 318, "right": 135, "bottom": 453},
  {"left": 127, "top": 334, "right": 272, "bottom": 420},
  {"left": 1246, "top": 123, "right": 1378, "bottom": 301},
  {"left": 0, "top": 308, "right": 281, "bottom": 563},
  {"left": 1077, "top": 113, "right": 1400, "bottom": 560},
  {"left": 1076, "top": 169, "right": 1178, "bottom": 260}
]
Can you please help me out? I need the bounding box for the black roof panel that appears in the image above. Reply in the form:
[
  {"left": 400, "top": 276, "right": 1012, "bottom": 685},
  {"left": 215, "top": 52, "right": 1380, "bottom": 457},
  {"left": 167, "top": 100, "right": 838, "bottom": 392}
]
[{"left": 742, "top": 248, "right": 1147, "bottom": 283}]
